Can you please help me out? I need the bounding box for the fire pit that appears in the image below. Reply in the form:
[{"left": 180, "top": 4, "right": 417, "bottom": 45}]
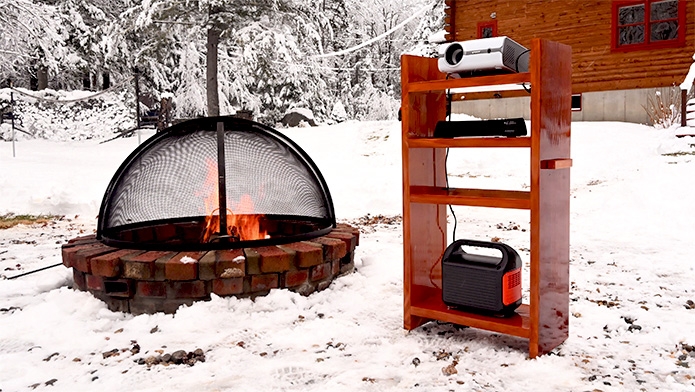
[{"left": 61, "top": 116, "right": 358, "bottom": 314}]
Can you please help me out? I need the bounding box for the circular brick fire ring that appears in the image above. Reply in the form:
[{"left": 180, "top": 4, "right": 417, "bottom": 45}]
[{"left": 61, "top": 224, "right": 359, "bottom": 315}]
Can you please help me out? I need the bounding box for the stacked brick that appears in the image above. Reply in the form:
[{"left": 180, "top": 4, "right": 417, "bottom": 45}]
[{"left": 61, "top": 224, "right": 359, "bottom": 315}]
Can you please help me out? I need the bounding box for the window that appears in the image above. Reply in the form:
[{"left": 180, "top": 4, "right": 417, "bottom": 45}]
[
  {"left": 477, "top": 21, "right": 497, "bottom": 38},
  {"left": 571, "top": 94, "right": 582, "bottom": 112},
  {"left": 612, "top": 0, "right": 686, "bottom": 51}
]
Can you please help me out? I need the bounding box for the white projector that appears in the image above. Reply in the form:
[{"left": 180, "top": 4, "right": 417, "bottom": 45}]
[{"left": 437, "top": 36, "right": 529, "bottom": 76}]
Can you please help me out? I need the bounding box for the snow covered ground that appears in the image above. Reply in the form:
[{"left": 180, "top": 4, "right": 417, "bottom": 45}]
[{"left": 1, "top": 118, "right": 695, "bottom": 391}]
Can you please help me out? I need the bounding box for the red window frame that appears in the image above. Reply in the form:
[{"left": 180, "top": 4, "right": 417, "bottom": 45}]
[
  {"left": 611, "top": 0, "right": 686, "bottom": 52},
  {"left": 477, "top": 21, "right": 497, "bottom": 38}
]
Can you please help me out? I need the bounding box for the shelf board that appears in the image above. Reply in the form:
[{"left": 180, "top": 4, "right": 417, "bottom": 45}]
[
  {"left": 410, "top": 296, "right": 531, "bottom": 338},
  {"left": 407, "top": 136, "right": 531, "bottom": 149},
  {"left": 405, "top": 72, "right": 531, "bottom": 94},
  {"left": 410, "top": 186, "right": 531, "bottom": 209}
]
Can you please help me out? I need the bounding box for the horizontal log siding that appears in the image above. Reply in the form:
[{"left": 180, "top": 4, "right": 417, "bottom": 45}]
[{"left": 445, "top": 0, "right": 695, "bottom": 93}]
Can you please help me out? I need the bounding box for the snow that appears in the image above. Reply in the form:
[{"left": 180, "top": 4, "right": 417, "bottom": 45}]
[
  {"left": 179, "top": 256, "right": 197, "bottom": 264},
  {"left": 287, "top": 107, "right": 315, "bottom": 120},
  {"left": 2, "top": 117, "right": 695, "bottom": 391},
  {"left": 680, "top": 59, "right": 695, "bottom": 91}
]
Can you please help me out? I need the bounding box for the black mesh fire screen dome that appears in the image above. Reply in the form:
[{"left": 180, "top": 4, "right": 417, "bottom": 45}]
[{"left": 97, "top": 116, "right": 336, "bottom": 251}]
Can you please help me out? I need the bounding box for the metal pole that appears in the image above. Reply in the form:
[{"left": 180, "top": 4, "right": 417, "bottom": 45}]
[
  {"left": 682, "top": 88, "right": 687, "bottom": 128},
  {"left": 133, "top": 67, "right": 141, "bottom": 129},
  {"left": 133, "top": 68, "right": 142, "bottom": 145},
  {"left": 216, "top": 121, "right": 228, "bottom": 236},
  {"left": 10, "top": 92, "right": 16, "bottom": 158}
]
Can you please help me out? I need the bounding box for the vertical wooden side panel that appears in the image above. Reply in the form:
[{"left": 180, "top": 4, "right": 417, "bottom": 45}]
[
  {"left": 529, "top": 39, "right": 572, "bottom": 358},
  {"left": 401, "top": 55, "right": 448, "bottom": 330}
]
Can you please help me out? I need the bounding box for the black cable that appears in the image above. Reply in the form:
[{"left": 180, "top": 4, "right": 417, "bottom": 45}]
[
  {"left": 445, "top": 147, "right": 457, "bottom": 243},
  {"left": 522, "top": 82, "right": 531, "bottom": 94},
  {"left": 444, "top": 79, "right": 458, "bottom": 242},
  {"left": 515, "top": 49, "right": 531, "bottom": 73},
  {"left": 6, "top": 263, "right": 63, "bottom": 280},
  {"left": 516, "top": 49, "right": 532, "bottom": 94}
]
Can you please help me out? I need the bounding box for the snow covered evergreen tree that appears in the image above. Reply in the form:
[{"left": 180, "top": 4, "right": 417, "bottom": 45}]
[{"left": 0, "top": 0, "right": 66, "bottom": 88}]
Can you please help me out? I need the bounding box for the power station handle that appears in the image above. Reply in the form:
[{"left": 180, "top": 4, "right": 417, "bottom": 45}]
[{"left": 442, "top": 239, "right": 513, "bottom": 264}]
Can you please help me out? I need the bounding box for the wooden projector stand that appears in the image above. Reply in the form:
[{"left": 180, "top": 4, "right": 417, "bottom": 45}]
[{"left": 400, "top": 38, "right": 572, "bottom": 358}]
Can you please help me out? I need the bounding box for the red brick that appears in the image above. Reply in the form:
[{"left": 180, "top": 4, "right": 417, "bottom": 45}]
[
  {"left": 72, "top": 244, "right": 119, "bottom": 273},
  {"left": 123, "top": 259, "right": 154, "bottom": 280},
  {"left": 284, "top": 270, "right": 309, "bottom": 288},
  {"left": 335, "top": 224, "right": 360, "bottom": 246},
  {"left": 90, "top": 249, "right": 142, "bottom": 278},
  {"left": 62, "top": 241, "right": 102, "bottom": 267},
  {"left": 119, "top": 229, "right": 134, "bottom": 242},
  {"left": 133, "top": 227, "right": 155, "bottom": 243},
  {"left": 280, "top": 242, "right": 323, "bottom": 268},
  {"left": 153, "top": 224, "right": 177, "bottom": 242},
  {"left": 257, "top": 246, "right": 294, "bottom": 273},
  {"left": 179, "top": 223, "right": 203, "bottom": 242},
  {"left": 308, "top": 237, "right": 347, "bottom": 262},
  {"left": 215, "top": 249, "right": 246, "bottom": 277},
  {"left": 251, "top": 274, "right": 279, "bottom": 292},
  {"left": 165, "top": 252, "right": 204, "bottom": 280},
  {"left": 244, "top": 249, "right": 261, "bottom": 275},
  {"left": 198, "top": 252, "right": 217, "bottom": 280},
  {"left": 66, "top": 234, "right": 97, "bottom": 245},
  {"left": 136, "top": 281, "right": 167, "bottom": 298},
  {"left": 154, "top": 253, "right": 175, "bottom": 281},
  {"left": 212, "top": 278, "right": 244, "bottom": 296},
  {"left": 310, "top": 262, "right": 333, "bottom": 282},
  {"left": 121, "top": 251, "right": 173, "bottom": 280},
  {"left": 326, "top": 231, "right": 357, "bottom": 252},
  {"left": 86, "top": 274, "right": 104, "bottom": 291},
  {"left": 167, "top": 281, "right": 209, "bottom": 299},
  {"left": 72, "top": 270, "right": 87, "bottom": 291},
  {"left": 199, "top": 250, "right": 245, "bottom": 280},
  {"left": 331, "top": 260, "right": 340, "bottom": 276}
]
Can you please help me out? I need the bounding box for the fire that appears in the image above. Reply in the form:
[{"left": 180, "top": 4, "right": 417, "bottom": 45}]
[{"left": 198, "top": 158, "right": 267, "bottom": 242}]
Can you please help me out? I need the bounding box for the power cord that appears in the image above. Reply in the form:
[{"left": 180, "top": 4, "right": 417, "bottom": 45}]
[
  {"left": 516, "top": 49, "right": 532, "bottom": 94},
  {"left": 444, "top": 80, "right": 458, "bottom": 243}
]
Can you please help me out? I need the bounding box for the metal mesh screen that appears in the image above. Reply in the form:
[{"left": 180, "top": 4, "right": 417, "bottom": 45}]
[{"left": 97, "top": 117, "right": 335, "bottom": 248}]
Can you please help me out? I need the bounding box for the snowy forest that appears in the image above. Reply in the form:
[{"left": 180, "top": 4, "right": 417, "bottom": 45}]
[{"left": 0, "top": 0, "right": 444, "bottom": 124}]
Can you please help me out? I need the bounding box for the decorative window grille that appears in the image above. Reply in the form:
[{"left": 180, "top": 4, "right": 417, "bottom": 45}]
[{"left": 612, "top": 0, "right": 685, "bottom": 51}]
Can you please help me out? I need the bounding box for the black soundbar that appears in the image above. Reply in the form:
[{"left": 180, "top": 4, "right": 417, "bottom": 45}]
[{"left": 434, "top": 118, "right": 527, "bottom": 138}]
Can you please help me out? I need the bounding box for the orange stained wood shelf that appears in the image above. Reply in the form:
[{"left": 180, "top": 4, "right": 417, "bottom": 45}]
[
  {"left": 405, "top": 72, "right": 531, "bottom": 93},
  {"left": 407, "top": 136, "right": 531, "bottom": 148},
  {"left": 410, "top": 186, "right": 531, "bottom": 210},
  {"left": 401, "top": 38, "right": 572, "bottom": 359},
  {"left": 410, "top": 286, "right": 530, "bottom": 337}
]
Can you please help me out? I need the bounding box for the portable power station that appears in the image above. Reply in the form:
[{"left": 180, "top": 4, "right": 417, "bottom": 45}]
[{"left": 441, "top": 239, "right": 522, "bottom": 316}]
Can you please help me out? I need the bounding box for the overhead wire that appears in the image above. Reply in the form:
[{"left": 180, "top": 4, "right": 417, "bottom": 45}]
[{"left": 311, "top": 1, "right": 436, "bottom": 59}]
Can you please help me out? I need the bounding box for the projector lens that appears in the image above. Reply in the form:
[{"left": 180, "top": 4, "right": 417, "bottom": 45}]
[{"left": 445, "top": 43, "right": 464, "bottom": 65}]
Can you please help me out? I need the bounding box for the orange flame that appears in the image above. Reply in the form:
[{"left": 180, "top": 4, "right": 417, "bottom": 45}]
[{"left": 198, "top": 158, "right": 267, "bottom": 242}]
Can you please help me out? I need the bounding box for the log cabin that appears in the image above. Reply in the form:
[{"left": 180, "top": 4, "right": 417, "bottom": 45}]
[{"left": 444, "top": 0, "right": 695, "bottom": 124}]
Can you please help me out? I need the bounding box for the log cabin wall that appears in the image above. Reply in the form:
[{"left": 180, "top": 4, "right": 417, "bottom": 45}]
[{"left": 444, "top": 0, "right": 694, "bottom": 123}]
